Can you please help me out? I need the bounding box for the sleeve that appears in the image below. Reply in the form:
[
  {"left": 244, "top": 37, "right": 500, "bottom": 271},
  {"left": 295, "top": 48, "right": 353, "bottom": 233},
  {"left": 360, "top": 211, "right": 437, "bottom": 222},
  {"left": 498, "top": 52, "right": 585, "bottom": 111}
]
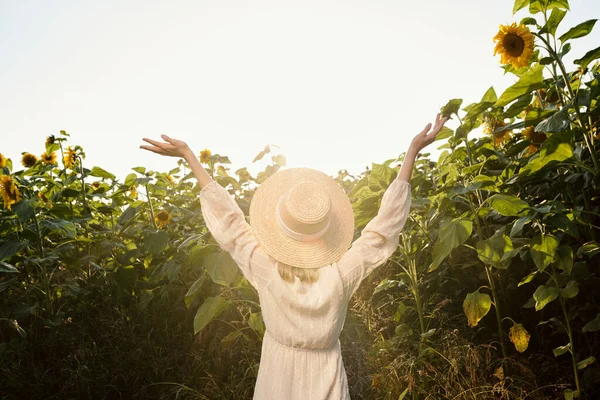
[
  {"left": 198, "top": 180, "right": 274, "bottom": 291},
  {"left": 336, "top": 177, "right": 412, "bottom": 298}
]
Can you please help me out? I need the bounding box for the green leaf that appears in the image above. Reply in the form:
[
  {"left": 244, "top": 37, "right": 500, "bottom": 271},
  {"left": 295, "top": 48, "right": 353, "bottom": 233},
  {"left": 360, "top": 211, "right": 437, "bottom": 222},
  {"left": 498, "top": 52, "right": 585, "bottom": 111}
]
[
  {"left": 394, "top": 301, "right": 408, "bottom": 322},
  {"left": 511, "top": 215, "right": 533, "bottom": 237},
  {"left": 421, "top": 328, "right": 436, "bottom": 339},
  {"left": 435, "top": 127, "right": 454, "bottom": 142},
  {"left": 563, "top": 389, "right": 577, "bottom": 400},
  {"left": 143, "top": 230, "right": 169, "bottom": 254},
  {"left": 476, "top": 231, "right": 514, "bottom": 269},
  {"left": 12, "top": 199, "right": 35, "bottom": 222},
  {"left": 204, "top": 251, "right": 239, "bottom": 287},
  {"left": 0, "top": 261, "right": 18, "bottom": 273},
  {"left": 465, "top": 87, "right": 497, "bottom": 121},
  {"left": 440, "top": 98, "right": 463, "bottom": 118},
  {"left": 253, "top": 145, "right": 271, "bottom": 163},
  {"left": 184, "top": 275, "right": 206, "bottom": 309},
  {"left": 509, "top": 323, "right": 531, "bottom": 353},
  {"left": 530, "top": 234, "right": 559, "bottom": 271},
  {"left": 118, "top": 205, "right": 140, "bottom": 225},
  {"left": 582, "top": 313, "right": 600, "bottom": 332},
  {"left": 429, "top": 218, "right": 473, "bottom": 271},
  {"left": 560, "top": 280, "right": 579, "bottom": 299},
  {"left": 533, "top": 285, "right": 560, "bottom": 310},
  {"left": 520, "top": 133, "right": 574, "bottom": 175},
  {"left": 555, "top": 245, "right": 573, "bottom": 274},
  {"left": 193, "top": 296, "right": 230, "bottom": 334},
  {"left": 535, "top": 103, "right": 571, "bottom": 133},
  {"left": 559, "top": 19, "right": 597, "bottom": 42},
  {"left": 395, "top": 323, "right": 413, "bottom": 338},
  {"left": 463, "top": 290, "right": 492, "bottom": 327},
  {"left": 271, "top": 154, "right": 287, "bottom": 167},
  {"left": 0, "top": 240, "right": 28, "bottom": 262},
  {"left": 553, "top": 343, "right": 571, "bottom": 356},
  {"left": 90, "top": 166, "right": 116, "bottom": 180},
  {"left": 40, "top": 219, "right": 76, "bottom": 238},
  {"left": 574, "top": 45, "right": 600, "bottom": 70},
  {"left": 124, "top": 173, "right": 138, "bottom": 186},
  {"left": 577, "top": 241, "right": 600, "bottom": 258},
  {"left": 576, "top": 356, "right": 595, "bottom": 370},
  {"left": 513, "top": 0, "right": 530, "bottom": 14},
  {"left": 518, "top": 270, "right": 539, "bottom": 287},
  {"left": 489, "top": 194, "right": 530, "bottom": 217},
  {"left": 249, "top": 312, "right": 265, "bottom": 335},
  {"left": 496, "top": 65, "right": 545, "bottom": 107},
  {"left": 541, "top": 8, "right": 567, "bottom": 35},
  {"left": 132, "top": 166, "right": 146, "bottom": 174}
]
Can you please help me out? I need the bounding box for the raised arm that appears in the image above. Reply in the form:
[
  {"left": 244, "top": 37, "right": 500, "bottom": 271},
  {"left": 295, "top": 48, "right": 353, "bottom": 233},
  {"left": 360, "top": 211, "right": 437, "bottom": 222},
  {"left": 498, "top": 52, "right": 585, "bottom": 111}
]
[
  {"left": 337, "top": 114, "right": 448, "bottom": 298},
  {"left": 140, "top": 135, "right": 274, "bottom": 290}
]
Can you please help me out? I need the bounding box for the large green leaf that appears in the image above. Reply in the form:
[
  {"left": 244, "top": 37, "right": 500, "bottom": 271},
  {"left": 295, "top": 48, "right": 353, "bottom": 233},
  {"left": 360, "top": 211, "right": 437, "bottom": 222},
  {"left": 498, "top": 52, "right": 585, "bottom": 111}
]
[
  {"left": 534, "top": 103, "right": 571, "bottom": 133},
  {"left": 530, "top": 0, "right": 569, "bottom": 13},
  {"left": 559, "top": 19, "right": 597, "bottom": 42},
  {"left": 0, "top": 240, "right": 28, "bottom": 262},
  {"left": 576, "top": 356, "right": 596, "bottom": 370},
  {"left": 463, "top": 290, "right": 492, "bottom": 327},
  {"left": 574, "top": 46, "right": 600, "bottom": 70},
  {"left": 560, "top": 280, "right": 579, "bottom": 299},
  {"left": 429, "top": 218, "right": 473, "bottom": 271},
  {"left": 40, "top": 219, "right": 76, "bottom": 238},
  {"left": 184, "top": 275, "right": 206, "bottom": 309},
  {"left": 204, "top": 251, "right": 239, "bottom": 287},
  {"left": 489, "top": 194, "right": 530, "bottom": 217},
  {"left": 143, "top": 230, "right": 169, "bottom": 254},
  {"left": 555, "top": 245, "right": 573, "bottom": 274},
  {"left": 513, "top": 0, "right": 530, "bottom": 14},
  {"left": 90, "top": 166, "right": 116, "bottom": 180},
  {"left": 520, "top": 132, "right": 573, "bottom": 175},
  {"left": 193, "top": 296, "right": 230, "bottom": 334},
  {"left": 533, "top": 285, "right": 560, "bottom": 310},
  {"left": 464, "top": 87, "right": 497, "bottom": 121},
  {"left": 530, "top": 234, "right": 559, "bottom": 271},
  {"left": 496, "top": 64, "right": 544, "bottom": 107},
  {"left": 582, "top": 313, "right": 600, "bottom": 332},
  {"left": 476, "top": 231, "right": 514, "bottom": 269},
  {"left": 540, "top": 8, "right": 567, "bottom": 35},
  {"left": 440, "top": 98, "right": 463, "bottom": 118}
]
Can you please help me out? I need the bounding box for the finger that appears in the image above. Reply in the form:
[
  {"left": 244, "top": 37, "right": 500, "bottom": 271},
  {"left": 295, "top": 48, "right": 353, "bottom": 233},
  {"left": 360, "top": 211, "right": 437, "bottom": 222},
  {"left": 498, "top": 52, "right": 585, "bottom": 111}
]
[
  {"left": 140, "top": 145, "right": 168, "bottom": 155},
  {"left": 142, "top": 137, "right": 168, "bottom": 149},
  {"left": 419, "top": 123, "right": 432, "bottom": 135},
  {"left": 161, "top": 134, "right": 175, "bottom": 144}
]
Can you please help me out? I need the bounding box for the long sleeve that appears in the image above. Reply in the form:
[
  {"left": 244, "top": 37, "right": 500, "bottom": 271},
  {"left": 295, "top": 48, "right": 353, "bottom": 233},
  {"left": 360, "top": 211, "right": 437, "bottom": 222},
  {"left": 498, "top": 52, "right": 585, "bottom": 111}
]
[
  {"left": 336, "top": 177, "right": 412, "bottom": 298},
  {"left": 198, "top": 180, "right": 274, "bottom": 291}
]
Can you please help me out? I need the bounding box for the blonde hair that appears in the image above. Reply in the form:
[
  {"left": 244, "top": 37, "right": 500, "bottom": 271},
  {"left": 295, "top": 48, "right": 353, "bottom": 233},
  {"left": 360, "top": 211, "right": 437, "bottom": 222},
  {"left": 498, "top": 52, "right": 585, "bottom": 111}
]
[{"left": 277, "top": 262, "right": 320, "bottom": 284}]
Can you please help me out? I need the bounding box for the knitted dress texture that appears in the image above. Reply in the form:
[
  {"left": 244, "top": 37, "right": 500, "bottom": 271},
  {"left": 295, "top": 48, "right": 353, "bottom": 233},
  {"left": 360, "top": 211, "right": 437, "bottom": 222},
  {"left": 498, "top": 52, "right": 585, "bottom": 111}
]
[{"left": 198, "top": 176, "right": 412, "bottom": 400}]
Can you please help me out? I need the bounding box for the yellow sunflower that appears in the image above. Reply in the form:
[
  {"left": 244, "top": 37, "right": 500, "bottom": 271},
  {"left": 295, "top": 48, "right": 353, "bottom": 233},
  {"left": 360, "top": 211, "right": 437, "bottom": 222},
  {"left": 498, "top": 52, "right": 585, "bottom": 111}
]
[
  {"left": 91, "top": 181, "right": 101, "bottom": 190},
  {"left": 483, "top": 116, "right": 512, "bottom": 145},
  {"left": 38, "top": 191, "right": 49, "bottom": 203},
  {"left": 22, "top": 153, "right": 38, "bottom": 168},
  {"left": 522, "top": 126, "right": 547, "bottom": 155},
  {"left": 46, "top": 135, "right": 56, "bottom": 145},
  {"left": 41, "top": 151, "right": 57, "bottom": 165},
  {"left": 0, "top": 153, "right": 7, "bottom": 168},
  {"left": 199, "top": 148, "right": 212, "bottom": 164},
  {"left": 166, "top": 174, "right": 175, "bottom": 185},
  {"left": 493, "top": 23, "right": 535, "bottom": 69},
  {"left": 129, "top": 185, "right": 138, "bottom": 200},
  {"left": 63, "top": 146, "right": 77, "bottom": 169},
  {"left": 0, "top": 175, "right": 22, "bottom": 210},
  {"left": 154, "top": 210, "right": 172, "bottom": 228}
]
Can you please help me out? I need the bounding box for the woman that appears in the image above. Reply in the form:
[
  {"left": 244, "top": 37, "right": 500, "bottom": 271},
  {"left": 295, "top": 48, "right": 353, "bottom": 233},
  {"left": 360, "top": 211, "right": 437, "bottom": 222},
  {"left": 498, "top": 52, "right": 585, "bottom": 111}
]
[{"left": 140, "top": 113, "right": 448, "bottom": 399}]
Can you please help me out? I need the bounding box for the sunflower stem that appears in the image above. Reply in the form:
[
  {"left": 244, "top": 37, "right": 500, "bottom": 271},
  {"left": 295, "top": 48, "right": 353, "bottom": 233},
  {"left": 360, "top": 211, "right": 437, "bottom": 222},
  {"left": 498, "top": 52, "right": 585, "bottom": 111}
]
[{"left": 145, "top": 184, "right": 159, "bottom": 230}]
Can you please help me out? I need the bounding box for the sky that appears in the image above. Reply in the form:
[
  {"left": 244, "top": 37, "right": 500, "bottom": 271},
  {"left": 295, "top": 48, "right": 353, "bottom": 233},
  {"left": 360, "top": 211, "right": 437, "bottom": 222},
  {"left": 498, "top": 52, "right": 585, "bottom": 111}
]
[{"left": 1, "top": 0, "right": 599, "bottom": 182}]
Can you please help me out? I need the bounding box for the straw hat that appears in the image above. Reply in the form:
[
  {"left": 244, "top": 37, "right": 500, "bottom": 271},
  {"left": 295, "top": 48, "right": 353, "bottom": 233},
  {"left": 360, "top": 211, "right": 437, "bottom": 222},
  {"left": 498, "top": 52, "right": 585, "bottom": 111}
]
[{"left": 249, "top": 168, "right": 355, "bottom": 269}]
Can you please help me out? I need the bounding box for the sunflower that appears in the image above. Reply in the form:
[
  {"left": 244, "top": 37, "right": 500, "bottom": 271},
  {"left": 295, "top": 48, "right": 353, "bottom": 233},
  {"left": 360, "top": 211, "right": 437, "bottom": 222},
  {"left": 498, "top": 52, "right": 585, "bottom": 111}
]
[
  {"left": 0, "top": 175, "right": 22, "bottom": 210},
  {"left": 91, "top": 181, "right": 101, "bottom": 190},
  {"left": 22, "top": 153, "right": 38, "bottom": 167},
  {"left": 0, "top": 153, "right": 7, "bottom": 168},
  {"left": 41, "top": 151, "right": 57, "bottom": 165},
  {"left": 129, "top": 185, "right": 138, "bottom": 200},
  {"left": 483, "top": 116, "right": 512, "bottom": 145},
  {"left": 199, "top": 148, "right": 212, "bottom": 164},
  {"left": 493, "top": 23, "right": 535, "bottom": 69},
  {"left": 522, "top": 126, "right": 547, "bottom": 155},
  {"left": 166, "top": 175, "right": 175, "bottom": 185},
  {"left": 38, "top": 191, "right": 49, "bottom": 203},
  {"left": 46, "top": 135, "right": 56, "bottom": 145},
  {"left": 154, "top": 210, "right": 172, "bottom": 228},
  {"left": 63, "top": 146, "right": 77, "bottom": 169}
]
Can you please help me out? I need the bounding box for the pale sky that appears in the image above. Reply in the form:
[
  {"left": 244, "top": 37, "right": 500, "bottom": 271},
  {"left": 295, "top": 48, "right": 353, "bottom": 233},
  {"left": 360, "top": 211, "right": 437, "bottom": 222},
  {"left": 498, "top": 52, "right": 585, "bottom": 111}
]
[{"left": 1, "top": 0, "right": 599, "bottom": 181}]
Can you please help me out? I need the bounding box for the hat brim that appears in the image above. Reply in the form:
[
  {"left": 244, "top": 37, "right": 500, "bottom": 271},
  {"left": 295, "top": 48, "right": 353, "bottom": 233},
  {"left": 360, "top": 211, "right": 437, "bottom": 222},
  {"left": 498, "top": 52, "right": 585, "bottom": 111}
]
[{"left": 249, "top": 168, "right": 355, "bottom": 269}]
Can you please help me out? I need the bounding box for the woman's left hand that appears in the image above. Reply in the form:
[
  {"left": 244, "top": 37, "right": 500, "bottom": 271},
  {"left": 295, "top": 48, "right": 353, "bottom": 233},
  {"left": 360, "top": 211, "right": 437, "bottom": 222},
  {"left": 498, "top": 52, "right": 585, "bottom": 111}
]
[
  {"left": 140, "top": 135, "right": 193, "bottom": 159},
  {"left": 409, "top": 113, "right": 449, "bottom": 153}
]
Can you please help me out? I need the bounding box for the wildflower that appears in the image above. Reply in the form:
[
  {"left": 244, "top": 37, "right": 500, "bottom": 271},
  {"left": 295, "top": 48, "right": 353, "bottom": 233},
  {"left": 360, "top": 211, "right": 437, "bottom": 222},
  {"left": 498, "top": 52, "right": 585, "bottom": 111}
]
[
  {"left": 483, "top": 115, "right": 512, "bottom": 145},
  {"left": 63, "top": 146, "right": 77, "bottom": 169},
  {"left": 199, "top": 149, "right": 212, "bottom": 164},
  {"left": 0, "top": 153, "right": 7, "bottom": 168},
  {"left": 493, "top": 23, "right": 535, "bottom": 69},
  {"left": 41, "top": 151, "right": 57, "bottom": 165},
  {"left": 0, "top": 175, "right": 22, "bottom": 210},
  {"left": 154, "top": 210, "right": 172, "bottom": 228},
  {"left": 21, "top": 153, "right": 38, "bottom": 168}
]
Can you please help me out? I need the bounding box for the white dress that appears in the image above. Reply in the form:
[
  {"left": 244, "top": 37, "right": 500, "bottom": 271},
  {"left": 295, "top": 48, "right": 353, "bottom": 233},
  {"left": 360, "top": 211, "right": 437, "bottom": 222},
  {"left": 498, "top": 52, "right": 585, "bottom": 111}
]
[{"left": 198, "top": 176, "right": 412, "bottom": 400}]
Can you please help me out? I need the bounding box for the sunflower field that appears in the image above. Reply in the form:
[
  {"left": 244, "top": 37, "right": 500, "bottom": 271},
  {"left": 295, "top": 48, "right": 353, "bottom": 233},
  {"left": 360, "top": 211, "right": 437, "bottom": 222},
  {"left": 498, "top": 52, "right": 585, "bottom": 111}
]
[{"left": 1, "top": 0, "right": 600, "bottom": 399}]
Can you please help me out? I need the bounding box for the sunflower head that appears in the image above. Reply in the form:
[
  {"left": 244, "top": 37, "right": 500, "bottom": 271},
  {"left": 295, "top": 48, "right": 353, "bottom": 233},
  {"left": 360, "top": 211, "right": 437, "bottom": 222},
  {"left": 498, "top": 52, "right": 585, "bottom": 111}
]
[
  {"left": 521, "top": 126, "right": 547, "bottom": 155},
  {"left": 493, "top": 23, "right": 535, "bottom": 69},
  {"left": 38, "top": 191, "right": 49, "bottom": 203},
  {"left": 91, "top": 181, "right": 101, "bottom": 190},
  {"left": 22, "top": 153, "right": 38, "bottom": 168},
  {"left": 0, "top": 153, "right": 7, "bottom": 169},
  {"left": 63, "top": 146, "right": 77, "bottom": 169},
  {"left": 0, "top": 175, "right": 22, "bottom": 210},
  {"left": 166, "top": 175, "right": 175, "bottom": 185},
  {"left": 199, "top": 149, "right": 212, "bottom": 164},
  {"left": 155, "top": 210, "right": 172, "bottom": 228},
  {"left": 483, "top": 115, "right": 512, "bottom": 146},
  {"left": 46, "top": 135, "right": 56, "bottom": 145},
  {"left": 129, "top": 185, "right": 138, "bottom": 200},
  {"left": 41, "top": 151, "right": 57, "bottom": 165}
]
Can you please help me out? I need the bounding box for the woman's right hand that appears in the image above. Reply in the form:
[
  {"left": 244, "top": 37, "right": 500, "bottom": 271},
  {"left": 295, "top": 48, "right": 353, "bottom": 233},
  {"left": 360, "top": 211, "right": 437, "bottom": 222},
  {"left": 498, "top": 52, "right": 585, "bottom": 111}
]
[
  {"left": 409, "top": 113, "right": 449, "bottom": 153},
  {"left": 140, "top": 135, "right": 194, "bottom": 159}
]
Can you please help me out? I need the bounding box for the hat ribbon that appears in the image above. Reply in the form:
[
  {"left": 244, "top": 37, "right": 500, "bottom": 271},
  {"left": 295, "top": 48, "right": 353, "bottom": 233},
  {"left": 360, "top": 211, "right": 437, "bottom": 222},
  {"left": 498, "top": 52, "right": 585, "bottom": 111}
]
[{"left": 275, "top": 196, "right": 331, "bottom": 242}]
